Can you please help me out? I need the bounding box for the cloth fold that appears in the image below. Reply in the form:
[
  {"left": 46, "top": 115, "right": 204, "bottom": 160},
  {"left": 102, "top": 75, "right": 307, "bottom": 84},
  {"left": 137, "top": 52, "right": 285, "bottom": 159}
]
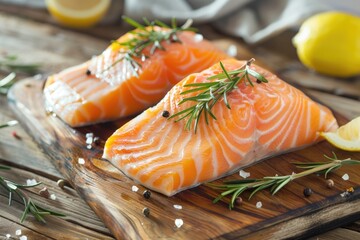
[{"left": 123, "top": 0, "right": 360, "bottom": 43}]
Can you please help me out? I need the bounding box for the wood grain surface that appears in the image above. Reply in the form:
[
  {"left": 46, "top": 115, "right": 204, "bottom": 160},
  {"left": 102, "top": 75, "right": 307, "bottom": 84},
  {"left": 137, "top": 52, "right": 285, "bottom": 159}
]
[
  {"left": 1, "top": 5, "right": 360, "bottom": 240},
  {"left": 7, "top": 58, "right": 360, "bottom": 240}
]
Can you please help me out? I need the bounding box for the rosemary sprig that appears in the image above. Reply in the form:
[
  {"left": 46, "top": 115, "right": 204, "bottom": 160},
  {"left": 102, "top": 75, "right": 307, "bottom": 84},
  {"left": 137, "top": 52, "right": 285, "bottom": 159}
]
[
  {"left": 209, "top": 153, "right": 360, "bottom": 209},
  {"left": 0, "top": 165, "right": 11, "bottom": 170},
  {"left": 103, "top": 17, "right": 196, "bottom": 76},
  {"left": 0, "top": 72, "right": 17, "bottom": 95},
  {"left": 0, "top": 120, "right": 18, "bottom": 129},
  {"left": 169, "top": 59, "right": 268, "bottom": 133},
  {"left": 0, "top": 168, "right": 65, "bottom": 222},
  {"left": 0, "top": 55, "right": 40, "bottom": 94},
  {"left": 0, "top": 55, "right": 40, "bottom": 74}
]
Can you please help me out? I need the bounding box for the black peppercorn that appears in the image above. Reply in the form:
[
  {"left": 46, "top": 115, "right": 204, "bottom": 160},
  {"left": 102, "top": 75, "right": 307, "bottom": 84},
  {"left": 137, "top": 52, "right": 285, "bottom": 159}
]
[
  {"left": 235, "top": 197, "right": 243, "bottom": 206},
  {"left": 303, "top": 187, "right": 313, "bottom": 197},
  {"left": 256, "top": 79, "right": 262, "bottom": 84},
  {"left": 93, "top": 136, "right": 100, "bottom": 145},
  {"left": 142, "top": 207, "right": 150, "bottom": 217},
  {"left": 162, "top": 110, "right": 170, "bottom": 118},
  {"left": 143, "top": 190, "right": 151, "bottom": 199},
  {"left": 86, "top": 69, "right": 91, "bottom": 75}
]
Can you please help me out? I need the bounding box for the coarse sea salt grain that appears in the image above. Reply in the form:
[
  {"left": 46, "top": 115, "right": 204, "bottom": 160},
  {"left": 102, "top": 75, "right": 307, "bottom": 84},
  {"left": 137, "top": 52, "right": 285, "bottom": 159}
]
[
  {"left": 256, "top": 201, "right": 262, "bottom": 208},
  {"left": 86, "top": 132, "right": 93, "bottom": 138},
  {"left": 175, "top": 218, "right": 184, "bottom": 228},
  {"left": 342, "top": 173, "right": 350, "bottom": 181},
  {"left": 20, "top": 236, "right": 28, "bottom": 240},
  {"left": 193, "top": 33, "right": 203, "bottom": 42},
  {"left": 86, "top": 137, "right": 93, "bottom": 145},
  {"left": 239, "top": 170, "right": 250, "bottom": 179},
  {"left": 173, "top": 204, "right": 182, "bottom": 210},
  {"left": 15, "top": 229, "right": 22, "bottom": 236},
  {"left": 50, "top": 193, "right": 57, "bottom": 200},
  {"left": 227, "top": 45, "right": 237, "bottom": 57},
  {"left": 26, "top": 179, "right": 37, "bottom": 186},
  {"left": 132, "top": 185, "right": 139, "bottom": 192},
  {"left": 6, "top": 234, "right": 11, "bottom": 239},
  {"left": 78, "top": 158, "right": 85, "bottom": 165}
]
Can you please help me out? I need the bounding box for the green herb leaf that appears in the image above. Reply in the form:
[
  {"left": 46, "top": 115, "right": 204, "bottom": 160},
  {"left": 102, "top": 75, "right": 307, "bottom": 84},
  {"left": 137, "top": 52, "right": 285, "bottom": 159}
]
[
  {"left": 208, "top": 154, "right": 360, "bottom": 209},
  {"left": 0, "top": 120, "right": 18, "bottom": 129},
  {"left": 170, "top": 59, "right": 268, "bottom": 133},
  {"left": 105, "top": 17, "right": 196, "bottom": 76},
  {"left": 0, "top": 172, "right": 65, "bottom": 222}
]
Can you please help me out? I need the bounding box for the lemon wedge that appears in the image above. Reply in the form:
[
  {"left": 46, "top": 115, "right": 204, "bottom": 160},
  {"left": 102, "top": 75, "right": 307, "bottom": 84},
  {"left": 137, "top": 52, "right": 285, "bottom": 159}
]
[
  {"left": 46, "top": 0, "right": 111, "bottom": 28},
  {"left": 320, "top": 117, "right": 360, "bottom": 151}
]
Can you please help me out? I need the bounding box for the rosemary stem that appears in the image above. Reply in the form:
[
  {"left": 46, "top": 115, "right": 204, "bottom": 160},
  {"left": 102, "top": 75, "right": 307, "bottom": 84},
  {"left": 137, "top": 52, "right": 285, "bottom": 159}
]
[
  {"left": 210, "top": 155, "right": 360, "bottom": 209},
  {"left": 0, "top": 120, "right": 18, "bottom": 129},
  {"left": 292, "top": 162, "right": 338, "bottom": 180}
]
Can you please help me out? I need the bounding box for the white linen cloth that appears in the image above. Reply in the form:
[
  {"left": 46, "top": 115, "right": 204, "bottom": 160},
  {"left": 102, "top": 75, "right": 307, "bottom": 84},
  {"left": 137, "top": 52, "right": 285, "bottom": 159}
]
[
  {"left": 1, "top": 0, "right": 359, "bottom": 43},
  {"left": 123, "top": 0, "right": 360, "bottom": 43}
]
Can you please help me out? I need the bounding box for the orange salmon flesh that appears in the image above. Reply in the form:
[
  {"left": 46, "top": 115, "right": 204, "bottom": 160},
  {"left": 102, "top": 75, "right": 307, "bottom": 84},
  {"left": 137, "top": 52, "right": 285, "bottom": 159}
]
[
  {"left": 103, "top": 59, "right": 338, "bottom": 196},
  {"left": 43, "top": 28, "right": 228, "bottom": 127}
]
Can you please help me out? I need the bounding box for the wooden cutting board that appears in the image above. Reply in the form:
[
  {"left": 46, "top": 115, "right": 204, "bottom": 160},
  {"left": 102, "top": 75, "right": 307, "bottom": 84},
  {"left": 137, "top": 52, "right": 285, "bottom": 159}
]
[{"left": 7, "top": 45, "right": 360, "bottom": 239}]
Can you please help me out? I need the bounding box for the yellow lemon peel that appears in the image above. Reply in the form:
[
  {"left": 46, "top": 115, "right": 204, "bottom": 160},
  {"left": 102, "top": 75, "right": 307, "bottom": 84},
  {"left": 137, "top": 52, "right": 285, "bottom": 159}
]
[
  {"left": 46, "top": 0, "right": 111, "bottom": 28},
  {"left": 293, "top": 11, "right": 360, "bottom": 78},
  {"left": 320, "top": 117, "right": 360, "bottom": 152}
]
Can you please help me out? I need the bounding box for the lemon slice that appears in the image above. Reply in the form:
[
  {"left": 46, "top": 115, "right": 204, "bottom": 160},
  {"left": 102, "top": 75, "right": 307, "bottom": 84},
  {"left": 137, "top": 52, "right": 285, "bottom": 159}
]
[
  {"left": 46, "top": 0, "right": 111, "bottom": 28},
  {"left": 320, "top": 117, "right": 360, "bottom": 151}
]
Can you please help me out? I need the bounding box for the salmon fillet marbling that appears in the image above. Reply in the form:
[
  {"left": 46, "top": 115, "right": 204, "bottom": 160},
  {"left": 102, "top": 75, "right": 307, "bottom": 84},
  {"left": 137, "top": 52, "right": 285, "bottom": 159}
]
[
  {"left": 103, "top": 59, "right": 338, "bottom": 196},
  {"left": 43, "top": 26, "right": 228, "bottom": 126}
]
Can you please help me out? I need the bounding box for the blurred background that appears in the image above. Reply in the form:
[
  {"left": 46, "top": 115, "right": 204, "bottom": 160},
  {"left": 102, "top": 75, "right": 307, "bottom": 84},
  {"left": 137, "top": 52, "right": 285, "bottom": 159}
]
[
  {"left": 1, "top": 0, "right": 360, "bottom": 43},
  {"left": 0, "top": 0, "right": 359, "bottom": 104}
]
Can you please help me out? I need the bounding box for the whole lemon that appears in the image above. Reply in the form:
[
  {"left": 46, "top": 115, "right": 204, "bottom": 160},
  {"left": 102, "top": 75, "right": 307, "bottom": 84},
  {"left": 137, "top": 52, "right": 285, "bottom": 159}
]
[
  {"left": 293, "top": 11, "right": 360, "bottom": 78},
  {"left": 46, "top": 0, "right": 111, "bottom": 28}
]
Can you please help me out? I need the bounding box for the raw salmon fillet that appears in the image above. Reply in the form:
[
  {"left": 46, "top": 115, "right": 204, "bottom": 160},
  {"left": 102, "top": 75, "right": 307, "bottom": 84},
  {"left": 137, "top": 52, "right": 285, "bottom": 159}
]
[
  {"left": 103, "top": 59, "right": 338, "bottom": 196},
  {"left": 43, "top": 28, "right": 228, "bottom": 127}
]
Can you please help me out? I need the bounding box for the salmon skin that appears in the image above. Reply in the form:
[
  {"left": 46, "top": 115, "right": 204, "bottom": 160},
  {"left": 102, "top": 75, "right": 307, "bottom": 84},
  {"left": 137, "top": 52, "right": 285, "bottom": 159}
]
[
  {"left": 103, "top": 59, "right": 338, "bottom": 196},
  {"left": 43, "top": 27, "right": 228, "bottom": 127}
]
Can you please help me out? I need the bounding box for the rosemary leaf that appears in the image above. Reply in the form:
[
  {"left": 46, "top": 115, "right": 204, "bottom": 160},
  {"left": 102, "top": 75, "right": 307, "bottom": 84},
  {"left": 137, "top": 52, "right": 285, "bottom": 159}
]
[
  {"left": 170, "top": 59, "right": 268, "bottom": 133},
  {"left": 0, "top": 72, "right": 16, "bottom": 87},
  {"left": 122, "top": 16, "right": 145, "bottom": 29},
  {"left": 0, "top": 173, "right": 65, "bottom": 222},
  {"left": 271, "top": 177, "right": 291, "bottom": 195},
  {"left": 209, "top": 154, "right": 360, "bottom": 209},
  {"left": 0, "top": 165, "right": 11, "bottom": 170},
  {"left": 106, "top": 17, "right": 196, "bottom": 76},
  {"left": 247, "top": 67, "right": 268, "bottom": 83},
  {"left": 0, "top": 120, "right": 18, "bottom": 129}
]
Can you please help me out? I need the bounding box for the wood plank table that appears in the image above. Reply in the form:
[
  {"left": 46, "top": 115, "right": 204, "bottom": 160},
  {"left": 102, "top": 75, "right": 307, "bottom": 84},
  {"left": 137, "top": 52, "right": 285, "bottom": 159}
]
[{"left": 1, "top": 4, "right": 360, "bottom": 239}]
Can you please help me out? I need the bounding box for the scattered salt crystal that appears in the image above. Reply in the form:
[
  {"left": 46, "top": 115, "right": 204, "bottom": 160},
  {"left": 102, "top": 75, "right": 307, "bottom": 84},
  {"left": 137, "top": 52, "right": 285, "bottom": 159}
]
[
  {"left": 20, "top": 236, "right": 28, "bottom": 240},
  {"left": 78, "top": 158, "right": 85, "bottom": 164},
  {"left": 340, "top": 192, "right": 348, "bottom": 198},
  {"left": 26, "top": 179, "right": 37, "bottom": 186},
  {"left": 256, "top": 201, "right": 262, "bottom": 208},
  {"left": 175, "top": 218, "right": 184, "bottom": 228},
  {"left": 131, "top": 185, "right": 139, "bottom": 192},
  {"left": 239, "top": 169, "right": 250, "bottom": 179},
  {"left": 50, "top": 193, "right": 57, "bottom": 200},
  {"left": 6, "top": 234, "right": 11, "bottom": 239},
  {"left": 193, "top": 34, "right": 203, "bottom": 42},
  {"left": 227, "top": 45, "right": 237, "bottom": 57},
  {"left": 85, "top": 133, "right": 93, "bottom": 138},
  {"left": 173, "top": 204, "right": 182, "bottom": 210},
  {"left": 342, "top": 173, "right": 349, "bottom": 181},
  {"left": 86, "top": 144, "right": 92, "bottom": 149},
  {"left": 86, "top": 137, "right": 93, "bottom": 145},
  {"left": 15, "top": 229, "right": 22, "bottom": 236}
]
